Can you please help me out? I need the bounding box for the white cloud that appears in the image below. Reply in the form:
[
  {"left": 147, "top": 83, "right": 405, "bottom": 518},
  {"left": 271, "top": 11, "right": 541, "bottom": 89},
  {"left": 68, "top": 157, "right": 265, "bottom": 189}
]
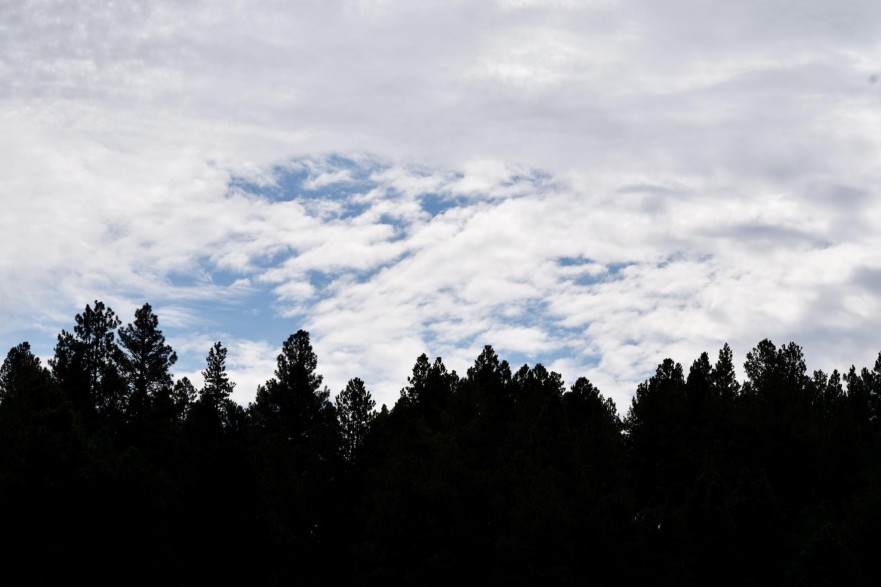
[
  {"left": 303, "top": 168, "right": 355, "bottom": 190},
  {"left": 4, "top": 0, "right": 881, "bottom": 412}
]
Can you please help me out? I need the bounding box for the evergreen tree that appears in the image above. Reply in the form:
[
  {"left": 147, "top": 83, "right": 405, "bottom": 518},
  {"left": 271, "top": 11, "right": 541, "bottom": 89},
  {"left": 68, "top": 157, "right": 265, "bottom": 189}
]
[
  {"left": 626, "top": 358, "right": 687, "bottom": 442},
  {"left": 710, "top": 343, "right": 740, "bottom": 398},
  {"left": 625, "top": 357, "right": 690, "bottom": 580},
  {"left": 181, "top": 341, "right": 251, "bottom": 583},
  {"left": 398, "top": 353, "right": 458, "bottom": 427},
  {"left": 117, "top": 303, "right": 177, "bottom": 423},
  {"left": 191, "top": 341, "right": 237, "bottom": 431},
  {"left": 564, "top": 376, "right": 618, "bottom": 428},
  {"left": 251, "top": 330, "right": 335, "bottom": 438},
  {"left": 743, "top": 339, "right": 811, "bottom": 405},
  {"left": 561, "top": 377, "right": 628, "bottom": 585},
  {"left": 0, "top": 342, "right": 55, "bottom": 407},
  {"left": 739, "top": 340, "right": 824, "bottom": 580},
  {"left": 336, "top": 377, "right": 376, "bottom": 464},
  {"left": 845, "top": 352, "right": 881, "bottom": 427},
  {"left": 464, "top": 345, "right": 513, "bottom": 419},
  {"left": 0, "top": 341, "right": 92, "bottom": 583},
  {"left": 509, "top": 362, "right": 566, "bottom": 454},
  {"left": 248, "top": 330, "right": 342, "bottom": 583},
  {"left": 458, "top": 344, "right": 512, "bottom": 454},
  {"left": 399, "top": 353, "right": 431, "bottom": 408},
  {"left": 201, "top": 342, "right": 234, "bottom": 404},
  {"left": 686, "top": 352, "right": 713, "bottom": 407},
  {"left": 50, "top": 300, "right": 125, "bottom": 423}
]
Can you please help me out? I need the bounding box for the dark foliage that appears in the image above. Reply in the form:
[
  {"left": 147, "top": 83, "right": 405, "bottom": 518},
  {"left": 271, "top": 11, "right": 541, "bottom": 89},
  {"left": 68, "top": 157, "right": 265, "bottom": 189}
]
[{"left": 2, "top": 301, "right": 881, "bottom": 584}]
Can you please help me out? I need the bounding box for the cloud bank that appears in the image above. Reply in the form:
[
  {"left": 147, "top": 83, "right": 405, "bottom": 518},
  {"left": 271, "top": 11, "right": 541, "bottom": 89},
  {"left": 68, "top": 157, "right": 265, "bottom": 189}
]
[{"left": 2, "top": 0, "right": 881, "bottom": 409}]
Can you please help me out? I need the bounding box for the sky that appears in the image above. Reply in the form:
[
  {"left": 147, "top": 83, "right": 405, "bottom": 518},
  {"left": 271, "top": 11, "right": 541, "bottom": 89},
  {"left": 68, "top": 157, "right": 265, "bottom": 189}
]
[{"left": 2, "top": 0, "right": 881, "bottom": 411}]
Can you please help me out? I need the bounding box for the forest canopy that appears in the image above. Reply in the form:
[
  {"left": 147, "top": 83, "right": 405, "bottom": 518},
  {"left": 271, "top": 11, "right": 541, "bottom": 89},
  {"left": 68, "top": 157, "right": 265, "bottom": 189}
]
[{"left": 2, "top": 300, "right": 880, "bottom": 585}]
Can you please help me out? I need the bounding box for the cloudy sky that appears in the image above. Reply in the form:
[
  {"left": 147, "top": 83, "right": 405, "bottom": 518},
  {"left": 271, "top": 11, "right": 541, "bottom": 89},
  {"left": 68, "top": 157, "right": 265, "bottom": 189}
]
[{"left": 3, "top": 0, "right": 881, "bottom": 410}]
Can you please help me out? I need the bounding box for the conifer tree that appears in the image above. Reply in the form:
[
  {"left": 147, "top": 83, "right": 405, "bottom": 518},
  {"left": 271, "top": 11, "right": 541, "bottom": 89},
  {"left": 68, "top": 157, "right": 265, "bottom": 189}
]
[
  {"left": 711, "top": 343, "right": 740, "bottom": 398},
  {"left": 398, "top": 354, "right": 457, "bottom": 426},
  {"left": 50, "top": 300, "right": 125, "bottom": 422},
  {"left": 201, "top": 341, "right": 235, "bottom": 407},
  {"left": 0, "top": 342, "right": 57, "bottom": 411},
  {"left": 189, "top": 341, "right": 238, "bottom": 433},
  {"left": 251, "top": 330, "right": 335, "bottom": 440},
  {"left": 118, "top": 303, "right": 177, "bottom": 422},
  {"left": 336, "top": 377, "right": 376, "bottom": 464}
]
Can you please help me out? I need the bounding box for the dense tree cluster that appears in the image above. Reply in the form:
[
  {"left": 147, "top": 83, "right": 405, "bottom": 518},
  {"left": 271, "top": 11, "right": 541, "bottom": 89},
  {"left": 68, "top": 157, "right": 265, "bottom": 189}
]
[{"left": 3, "top": 300, "right": 881, "bottom": 584}]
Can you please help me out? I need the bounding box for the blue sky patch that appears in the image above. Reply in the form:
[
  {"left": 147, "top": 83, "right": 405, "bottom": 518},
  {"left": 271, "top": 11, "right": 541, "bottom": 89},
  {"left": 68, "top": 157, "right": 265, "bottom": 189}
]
[
  {"left": 230, "top": 157, "right": 387, "bottom": 219},
  {"left": 420, "top": 192, "right": 471, "bottom": 216}
]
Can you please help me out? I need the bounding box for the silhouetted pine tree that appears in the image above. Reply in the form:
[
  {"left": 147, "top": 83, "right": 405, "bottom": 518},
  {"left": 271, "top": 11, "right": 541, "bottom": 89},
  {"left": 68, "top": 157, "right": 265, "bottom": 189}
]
[
  {"left": 336, "top": 377, "right": 376, "bottom": 466},
  {"left": 180, "top": 341, "right": 252, "bottom": 583},
  {"left": 0, "top": 342, "right": 95, "bottom": 582},
  {"left": 50, "top": 300, "right": 126, "bottom": 427},
  {"left": 117, "top": 302, "right": 177, "bottom": 427},
  {"left": 249, "top": 330, "right": 343, "bottom": 584}
]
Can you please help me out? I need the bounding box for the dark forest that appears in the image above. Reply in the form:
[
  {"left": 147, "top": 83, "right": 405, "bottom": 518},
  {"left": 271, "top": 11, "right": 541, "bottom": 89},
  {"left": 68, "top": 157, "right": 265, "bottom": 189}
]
[{"left": 2, "top": 300, "right": 880, "bottom": 585}]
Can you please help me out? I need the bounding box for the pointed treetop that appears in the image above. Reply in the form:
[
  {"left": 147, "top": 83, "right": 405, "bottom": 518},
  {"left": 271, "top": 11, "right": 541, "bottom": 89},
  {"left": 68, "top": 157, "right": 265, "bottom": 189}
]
[
  {"left": 275, "top": 330, "right": 322, "bottom": 393},
  {"left": 118, "top": 302, "right": 177, "bottom": 402},
  {"left": 201, "top": 341, "right": 235, "bottom": 405}
]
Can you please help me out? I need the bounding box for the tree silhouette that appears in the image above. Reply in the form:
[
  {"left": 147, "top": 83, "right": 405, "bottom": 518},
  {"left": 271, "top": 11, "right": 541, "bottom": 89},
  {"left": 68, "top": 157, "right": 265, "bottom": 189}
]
[
  {"left": 251, "top": 330, "right": 335, "bottom": 440},
  {"left": 50, "top": 300, "right": 125, "bottom": 424},
  {"left": 398, "top": 353, "right": 458, "bottom": 429},
  {"left": 13, "top": 301, "right": 881, "bottom": 584},
  {"left": 711, "top": 343, "right": 740, "bottom": 399},
  {"left": 0, "top": 341, "right": 95, "bottom": 582},
  {"left": 336, "top": 377, "right": 376, "bottom": 465},
  {"left": 248, "top": 330, "right": 342, "bottom": 584},
  {"left": 188, "top": 341, "right": 238, "bottom": 434},
  {"left": 201, "top": 342, "right": 234, "bottom": 405},
  {"left": 0, "top": 342, "right": 56, "bottom": 409},
  {"left": 118, "top": 303, "right": 177, "bottom": 424},
  {"left": 177, "top": 340, "right": 251, "bottom": 583}
]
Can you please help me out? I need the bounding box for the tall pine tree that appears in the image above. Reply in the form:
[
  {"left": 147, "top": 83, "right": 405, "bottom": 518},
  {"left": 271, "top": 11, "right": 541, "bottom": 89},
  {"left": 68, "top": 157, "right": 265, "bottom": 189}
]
[
  {"left": 50, "top": 300, "right": 125, "bottom": 424},
  {"left": 336, "top": 377, "right": 376, "bottom": 465},
  {"left": 118, "top": 303, "right": 177, "bottom": 423}
]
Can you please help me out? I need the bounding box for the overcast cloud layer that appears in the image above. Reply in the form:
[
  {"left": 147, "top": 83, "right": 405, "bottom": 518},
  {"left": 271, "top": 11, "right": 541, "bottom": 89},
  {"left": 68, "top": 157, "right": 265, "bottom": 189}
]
[{"left": 3, "top": 0, "right": 881, "bottom": 410}]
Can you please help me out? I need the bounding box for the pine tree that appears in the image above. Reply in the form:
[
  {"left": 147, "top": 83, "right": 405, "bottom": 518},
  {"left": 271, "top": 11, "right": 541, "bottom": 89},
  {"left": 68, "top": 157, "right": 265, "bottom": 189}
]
[
  {"left": 398, "top": 354, "right": 457, "bottom": 426},
  {"left": 118, "top": 303, "right": 177, "bottom": 422},
  {"left": 190, "top": 341, "right": 237, "bottom": 432},
  {"left": 0, "top": 342, "right": 57, "bottom": 411},
  {"left": 336, "top": 377, "right": 376, "bottom": 464},
  {"left": 50, "top": 300, "right": 125, "bottom": 422},
  {"left": 711, "top": 343, "right": 740, "bottom": 399},
  {"left": 248, "top": 331, "right": 341, "bottom": 582},
  {"left": 251, "top": 330, "right": 334, "bottom": 441},
  {"left": 202, "top": 342, "right": 234, "bottom": 404}
]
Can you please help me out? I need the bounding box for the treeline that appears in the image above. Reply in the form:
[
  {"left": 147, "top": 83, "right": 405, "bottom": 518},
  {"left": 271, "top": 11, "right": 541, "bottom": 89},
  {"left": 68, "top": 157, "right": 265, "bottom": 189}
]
[{"left": 2, "top": 301, "right": 881, "bottom": 585}]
